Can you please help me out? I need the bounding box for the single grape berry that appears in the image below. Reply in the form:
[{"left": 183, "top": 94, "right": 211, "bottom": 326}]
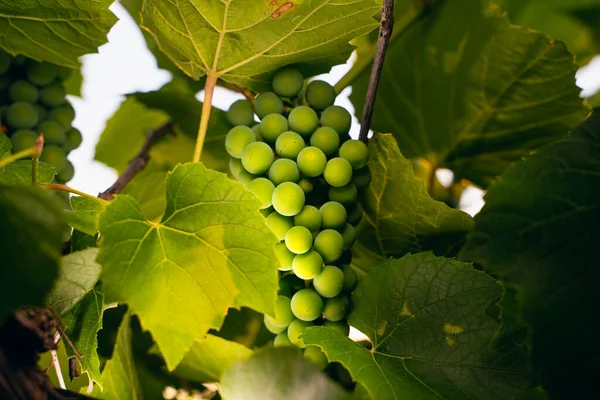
[
  {"left": 287, "top": 319, "right": 313, "bottom": 347},
  {"left": 352, "top": 166, "right": 371, "bottom": 190},
  {"left": 0, "top": 51, "right": 11, "bottom": 74},
  {"left": 35, "top": 105, "right": 48, "bottom": 122},
  {"left": 268, "top": 158, "right": 300, "bottom": 185},
  {"left": 296, "top": 147, "right": 327, "bottom": 177},
  {"left": 260, "top": 113, "right": 288, "bottom": 142},
  {"left": 10, "top": 130, "right": 38, "bottom": 153},
  {"left": 285, "top": 226, "right": 313, "bottom": 254},
  {"left": 266, "top": 211, "right": 294, "bottom": 240},
  {"left": 304, "top": 346, "right": 328, "bottom": 370},
  {"left": 305, "top": 80, "right": 335, "bottom": 111},
  {"left": 57, "top": 66, "right": 73, "bottom": 81},
  {"left": 270, "top": 295, "right": 295, "bottom": 327},
  {"left": 9, "top": 80, "right": 39, "bottom": 103},
  {"left": 323, "top": 320, "right": 350, "bottom": 336},
  {"left": 254, "top": 92, "right": 284, "bottom": 119},
  {"left": 324, "top": 157, "right": 353, "bottom": 187},
  {"left": 291, "top": 289, "right": 323, "bottom": 321},
  {"left": 294, "top": 205, "right": 322, "bottom": 233},
  {"left": 288, "top": 106, "right": 319, "bottom": 137},
  {"left": 275, "top": 242, "right": 295, "bottom": 272},
  {"left": 320, "top": 201, "right": 347, "bottom": 230},
  {"left": 298, "top": 178, "right": 314, "bottom": 194},
  {"left": 37, "top": 120, "right": 66, "bottom": 145},
  {"left": 6, "top": 102, "right": 39, "bottom": 129},
  {"left": 246, "top": 177, "right": 275, "bottom": 209},
  {"left": 339, "top": 140, "right": 369, "bottom": 169},
  {"left": 237, "top": 169, "right": 257, "bottom": 184},
  {"left": 314, "top": 265, "right": 345, "bottom": 298},
  {"left": 225, "top": 125, "right": 256, "bottom": 159},
  {"left": 272, "top": 182, "right": 305, "bottom": 216},
  {"left": 264, "top": 316, "right": 286, "bottom": 334},
  {"left": 275, "top": 131, "right": 305, "bottom": 159},
  {"left": 241, "top": 142, "right": 274, "bottom": 174},
  {"left": 39, "top": 83, "right": 66, "bottom": 108},
  {"left": 40, "top": 145, "right": 68, "bottom": 171},
  {"left": 49, "top": 105, "right": 76, "bottom": 128},
  {"left": 227, "top": 99, "right": 254, "bottom": 126},
  {"left": 229, "top": 158, "right": 244, "bottom": 179},
  {"left": 313, "top": 229, "right": 344, "bottom": 263},
  {"left": 321, "top": 105, "right": 352, "bottom": 135},
  {"left": 274, "top": 332, "right": 293, "bottom": 347},
  {"left": 57, "top": 160, "right": 75, "bottom": 182},
  {"left": 310, "top": 127, "right": 339, "bottom": 156},
  {"left": 328, "top": 183, "right": 357, "bottom": 204},
  {"left": 323, "top": 295, "right": 349, "bottom": 322},
  {"left": 25, "top": 61, "right": 58, "bottom": 86},
  {"left": 64, "top": 128, "right": 83, "bottom": 152},
  {"left": 346, "top": 201, "right": 363, "bottom": 226},
  {"left": 292, "top": 250, "right": 323, "bottom": 280},
  {"left": 341, "top": 223, "right": 356, "bottom": 250},
  {"left": 272, "top": 68, "right": 304, "bottom": 98},
  {"left": 340, "top": 264, "right": 358, "bottom": 293}
]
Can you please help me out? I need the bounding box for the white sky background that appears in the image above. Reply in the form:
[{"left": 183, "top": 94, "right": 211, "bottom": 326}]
[{"left": 69, "top": 2, "right": 600, "bottom": 216}]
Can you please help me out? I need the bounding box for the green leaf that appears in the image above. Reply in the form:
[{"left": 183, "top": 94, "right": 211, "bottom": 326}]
[
  {"left": 220, "top": 347, "right": 351, "bottom": 400},
  {"left": 0, "top": 0, "right": 117, "bottom": 67},
  {"left": 352, "top": 134, "right": 474, "bottom": 275},
  {"left": 121, "top": 161, "right": 169, "bottom": 221},
  {"left": 460, "top": 110, "right": 600, "bottom": 398},
  {"left": 141, "top": 0, "right": 380, "bottom": 89},
  {"left": 0, "top": 185, "right": 66, "bottom": 323},
  {"left": 63, "top": 196, "right": 105, "bottom": 236},
  {"left": 350, "top": 0, "right": 587, "bottom": 187},
  {"left": 97, "top": 162, "right": 279, "bottom": 369},
  {"left": 71, "top": 230, "right": 97, "bottom": 252},
  {"left": 0, "top": 134, "right": 56, "bottom": 184},
  {"left": 303, "top": 252, "right": 531, "bottom": 400},
  {"left": 0, "top": 134, "right": 10, "bottom": 156}
]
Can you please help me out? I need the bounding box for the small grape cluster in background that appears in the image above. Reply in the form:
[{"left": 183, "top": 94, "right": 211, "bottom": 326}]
[
  {"left": 0, "top": 50, "right": 82, "bottom": 184},
  {"left": 225, "top": 68, "right": 370, "bottom": 370}
]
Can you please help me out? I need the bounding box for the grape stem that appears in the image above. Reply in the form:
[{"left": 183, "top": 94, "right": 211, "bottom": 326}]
[
  {"left": 46, "top": 184, "right": 109, "bottom": 204},
  {"left": 223, "top": 81, "right": 256, "bottom": 103},
  {"left": 193, "top": 74, "right": 218, "bottom": 163},
  {"left": 32, "top": 134, "right": 44, "bottom": 185},
  {"left": 0, "top": 146, "right": 40, "bottom": 169}
]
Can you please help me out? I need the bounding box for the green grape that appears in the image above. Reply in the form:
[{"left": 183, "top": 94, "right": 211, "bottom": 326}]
[
  {"left": 6, "top": 102, "right": 39, "bottom": 129},
  {"left": 275, "top": 242, "right": 295, "bottom": 271},
  {"left": 272, "top": 68, "right": 304, "bottom": 98},
  {"left": 252, "top": 124, "right": 263, "bottom": 141},
  {"left": 296, "top": 146, "right": 326, "bottom": 177},
  {"left": 272, "top": 182, "right": 305, "bottom": 216},
  {"left": 319, "top": 201, "right": 346, "bottom": 230},
  {"left": 352, "top": 166, "right": 371, "bottom": 190},
  {"left": 320, "top": 105, "right": 352, "bottom": 135},
  {"left": 10, "top": 130, "right": 37, "bottom": 153},
  {"left": 9, "top": 81, "right": 39, "bottom": 103},
  {"left": 64, "top": 128, "right": 82, "bottom": 152},
  {"left": 346, "top": 201, "right": 363, "bottom": 226},
  {"left": 305, "top": 80, "right": 335, "bottom": 111},
  {"left": 278, "top": 273, "right": 305, "bottom": 297},
  {"left": 37, "top": 120, "right": 66, "bottom": 145},
  {"left": 275, "top": 131, "right": 305, "bottom": 159},
  {"left": 260, "top": 113, "right": 288, "bottom": 142},
  {"left": 25, "top": 61, "right": 58, "bottom": 86},
  {"left": 246, "top": 177, "right": 275, "bottom": 209},
  {"left": 35, "top": 105, "right": 48, "bottom": 122},
  {"left": 323, "top": 320, "right": 350, "bottom": 336},
  {"left": 328, "top": 183, "right": 357, "bottom": 204},
  {"left": 260, "top": 207, "right": 273, "bottom": 218},
  {"left": 291, "top": 288, "right": 323, "bottom": 321},
  {"left": 298, "top": 178, "right": 314, "bottom": 194},
  {"left": 288, "top": 106, "right": 318, "bottom": 137},
  {"left": 324, "top": 157, "right": 353, "bottom": 187},
  {"left": 225, "top": 125, "right": 256, "bottom": 159},
  {"left": 56, "top": 66, "right": 73, "bottom": 81},
  {"left": 292, "top": 250, "right": 323, "bottom": 280},
  {"left": 227, "top": 99, "right": 254, "bottom": 126},
  {"left": 313, "top": 265, "right": 344, "bottom": 298},
  {"left": 310, "top": 127, "right": 339, "bottom": 156},
  {"left": 323, "top": 295, "right": 349, "bottom": 322},
  {"left": 0, "top": 51, "right": 11, "bottom": 74},
  {"left": 268, "top": 158, "right": 300, "bottom": 185},
  {"left": 39, "top": 83, "right": 66, "bottom": 108},
  {"left": 313, "top": 229, "right": 344, "bottom": 263},
  {"left": 303, "top": 346, "right": 328, "bottom": 370},
  {"left": 241, "top": 141, "right": 274, "bottom": 174},
  {"left": 285, "top": 225, "right": 313, "bottom": 254},
  {"left": 40, "top": 145, "right": 67, "bottom": 171},
  {"left": 293, "top": 205, "right": 322, "bottom": 233},
  {"left": 339, "top": 140, "right": 369, "bottom": 169},
  {"left": 57, "top": 160, "right": 75, "bottom": 182},
  {"left": 341, "top": 223, "right": 356, "bottom": 250},
  {"left": 237, "top": 169, "right": 257, "bottom": 184},
  {"left": 229, "top": 157, "right": 244, "bottom": 179},
  {"left": 254, "top": 92, "right": 284, "bottom": 119},
  {"left": 264, "top": 315, "right": 287, "bottom": 334},
  {"left": 49, "top": 105, "right": 75, "bottom": 128},
  {"left": 340, "top": 264, "right": 358, "bottom": 293},
  {"left": 274, "top": 332, "right": 293, "bottom": 347},
  {"left": 266, "top": 211, "right": 294, "bottom": 240},
  {"left": 270, "top": 295, "right": 295, "bottom": 327},
  {"left": 287, "top": 319, "right": 313, "bottom": 347}
]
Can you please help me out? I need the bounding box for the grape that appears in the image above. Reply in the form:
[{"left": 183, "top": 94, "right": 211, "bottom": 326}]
[
  {"left": 287, "top": 319, "right": 313, "bottom": 347},
  {"left": 10, "top": 130, "right": 37, "bottom": 153},
  {"left": 242, "top": 142, "right": 274, "bottom": 174},
  {"left": 272, "top": 182, "right": 305, "bottom": 216},
  {"left": 64, "top": 128, "right": 82, "bottom": 152},
  {"left": 274, "top": 332, "right": 293, "bottom": 347},
  {"left": 227, "top": 99, "right": 254, "bottom": 126},
  {"left": 303, "top": 346, "right": 328, "bottom": 370},
  {"left": 225, "top": 125, "right": 256, "bottom": 159},
  {"left": 341, "top": 223, "right": 356, "bottom": 250},
  {"left": 238, "top": 169, "right": 257, "bottom": 184},
  {"left": 328, "top": 183, "right": 357, "bottom": 204},
  {"left": 40, "top": 145, "right": 67, "bottom": 171},
  {"left": 339, "top": 264, "right": 358, "bottom": 293},
  {"left": 39, "top": 83, "right": 66, "bottom": 108},
  {"left": 266, "top": 211, "right": 294, "bottom": 241},
  {"left": 229, "top": 157, "right": 244, "bottom": 179},
  {"left": 323, "top": 295, "right": 349, "bottom": 322},
  {"left": 272, "top": 68, "right": 304, "bottom": 98},
  {"left": 268, "top": 158, "right": 300, "bottom": 185},
  {"left": 352, "top": 166, "right": 371, "bottom": 190},
  {"left": 56, "top": 66, "right": 73, "bottom": 81},
  {"left": 320, "top": 105, "right": 352, "bottom": 135},
  {"left": 298, "top": 178, "right": 314, "bottom": 194},
  {"left": 296, "top": 146, "right": 326, "bottom": 177},
  {"left": 9, "top": 81, "right": 39, "bottom": 103},
  {"left": 252, "top": 124, "right": 263, "bottom": 141},
  {"left": 275, "top": 131, "right": 305, "bottom": 159},
  {"left": 271, "top": 295, "right": 295, "bottom": 327},
  {"left": 291, "top": 288, "right": 323, "bottom": 321},
  {"left": 57, "top": 160, "right": 75, "bottom": 182},
  {"left": 305, "top": 80, "right": 335, "bottom": 111},
  {"left": 35, "top": 105, "right": 48, "bottom": 122},
  {"left": 339, "top": 140, "right": 369, "bottom": 169},
  {"left": 310, "top": 127, "right": 339, "bottom": 156},
  {"left": 6, "top": 102, "right": 39, "bottom": 129},
  {"left": 323, "top": 320, "right": 350, "bottom": 336},
  {"left": 37, "top": 120, "right": 66, "bottom": 145},
  {"left": 275, "top": 242, "right": 295, "bottom": 271},
  {"left": 264, "top": 315, "right": 287, "bottom": 334},
  {"left": 346, "top": 201, "right": 363, "bottom": 226},
  {"left": 279, "top": 273, "right": 305, "bottom": 297},
  {"left": 292, "top": 250, "right": 323, "bottom": 280},
  {"left": 320, "top": 201, "right": 346, "bottom": 230},
  {"left": 246, "top": 177, "right": 275, "bottom": 209},
  {"left": 288, "top": 106, "right": 318, "bottom": 137},
  {"left": 293, "top": 205, "right": 322, "bottom": 233},
  {"left": 313, "top": 265, "right": 344, "bottom": 298},
  {"left": 25, "top": 61, "right": 58, "bottom": 86},
  {"left": 324, "top": 157, "right": 353, "bottom": 187},
  {"left": 260, "top": 113, "right": 288, "bottom": 142},
  {"left": 49, "top": 105, "right": 75, "bottom": 128},
  {"left": 0, "top": 51, "right": 11, "bottom": 74},
  {"left": 285, "top": 226, "right": 313, "bottom": 254},
  {"left": 313, "top": 229, "right": 344, "bottom": 263},
  {"left": 254, "top": 92, "right": 284, "bottom": 119}
]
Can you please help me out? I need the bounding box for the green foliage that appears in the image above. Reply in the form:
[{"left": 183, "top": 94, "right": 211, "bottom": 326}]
[{"left": 63, "top": 196, "right": 105, "bottom": 236}]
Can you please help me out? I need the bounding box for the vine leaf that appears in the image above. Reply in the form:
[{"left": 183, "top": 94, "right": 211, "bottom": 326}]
[
  {"left": 303, "top": 252, "right": 531, "bottom": 400},
  {"left": 353, "top": 134, "right": 474, "bottom": 275},
  {"left": 63, "top": 197, "right": 105, "bottom": 236},
  {"left": 140, "top": 0, "right": 380, "bottom": 90},
  {"left": 0, "top": 0, "right": 117, "bottom": 67},
  {"left": 350, "top": 0, "right": 587, "bottom": 187},
  {"left": 0, "top": 135, "right": 56, "bottom": 184},
  {"left": 97, "top": 162, "right": 279, "bottom": 369},
  {"left": 460, "top": 110, "right": 600, "bottom": 398}
]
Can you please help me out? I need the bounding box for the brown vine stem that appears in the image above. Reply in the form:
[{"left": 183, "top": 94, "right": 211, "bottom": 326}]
[
  {"left": 223, "top": 81, "right": 256, "bottom": 103},
  {"left": 193, "top": 74, "right": 218, "bottom": 163}
]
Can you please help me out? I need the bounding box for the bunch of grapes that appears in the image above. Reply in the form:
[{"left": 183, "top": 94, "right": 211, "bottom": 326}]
[
  {"left": 0, "top": 50, "right": 81, "bottom": 184},
  {"left": 225, "top": 68, "right": 370, "bottom": 370}
]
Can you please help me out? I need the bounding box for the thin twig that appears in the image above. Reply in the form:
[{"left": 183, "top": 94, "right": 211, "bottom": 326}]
[
  {"left": 46, "top": 184, "right": 109, "bottom": 204},
  {"left": 358, "top": 0, "right": 395, "bottom": 142},
  {"left": 32, "top": 134, "right": 44, "bottom": 185},
  {"left": 49, "top": 309, "right": 84, "bottom": 359},
  {"left": 98, "top": 122, "right": 174, "bottom": 200},
  {"left": 50, "top": 349, "right": 66, "bottom": 390}
]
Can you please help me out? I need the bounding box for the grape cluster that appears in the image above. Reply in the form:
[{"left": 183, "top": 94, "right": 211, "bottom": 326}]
[
  {"left": 0, "top": 50, "right": 81, "bottom": 183},
  {"left": 226, "top": 68, "right": 370, "bottom": 370}
]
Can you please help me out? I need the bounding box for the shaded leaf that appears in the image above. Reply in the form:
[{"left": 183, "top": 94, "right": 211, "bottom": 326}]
[
  {"left": 71, "top": 230, "right": 97, "bottom": 252},
  {"left": 63, "top": 196, "right": 105, "bottom": 236},
  {"left": 63, "top": 67, "right": 84, "bottom": 97},
  {"left": 0, "top": 134, "right": 10, "bottom": 156},
  {"left": 0, "top": 160, "right": 56, "bottom": 185},
  {"left": 121, "top": 160, "right": 169, "bottom": 221}
]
